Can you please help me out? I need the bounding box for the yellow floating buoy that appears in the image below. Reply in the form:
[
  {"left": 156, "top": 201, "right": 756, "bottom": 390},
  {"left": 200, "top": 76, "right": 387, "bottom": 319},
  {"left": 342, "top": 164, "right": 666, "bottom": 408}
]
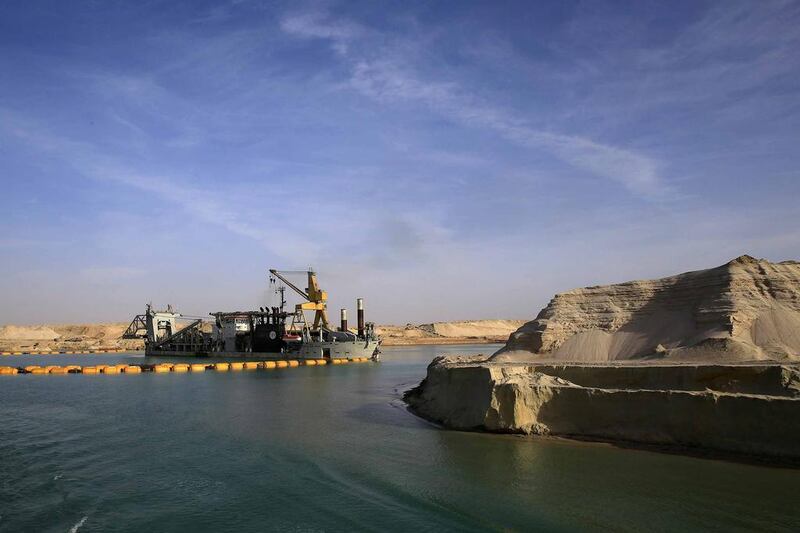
[
  {"left": 331, "top": 359, "right": 342, "bottom": 365},
  {"left": 123, "top": 366, "right": 141, "bottom": 373},
  {"left": 243, "top": 361, "right": 260, "bottom": 370},
  {"left": 49, "top": 366, "right": 69, "bottom": 374},
  {"left": 153, "top": 364, "right": 172, "bottom": 373},
  {"left": 30, "top": 367, "right": 48, "bottom": 374},
  {"left": 0, "top": 352, "right": 11, "bottom": 356},
  {"left": 102, "top": 366, "right": 119, "bottom": 374},
  {"left": 287, "top": 360, "right": 300, "bottom": 367},
  {"left": 229, "top": 362, "right": 244, "bottom": 371},
  {"left": 304, "top": 359, "right": 317, "bottom": 366},
  {"left": 0, "top": 366, "right": 18, "bottom": 375},
  {"left": 261, "top": 361, "right": 276, "bottom": 369},
  {"left": 190, "top": 363, "right": 207, "bottom": 372},
  {"left": 275, "top": 360, "right": 289, "bottom": 368},
  {"left": 172, "top": 364, "right": 190, "bottom": 372},
  {"left": 81, "top": 366, "right": 98, "bottom": 374},
  {"left": 24, "top": 365, "right": 41, "bottom": 373},
  {"left": 12, "top": 352, "right": 23, "bottom": 355},
  {"left": 214, "top": 362, "right": 230, "bottom": 371}
]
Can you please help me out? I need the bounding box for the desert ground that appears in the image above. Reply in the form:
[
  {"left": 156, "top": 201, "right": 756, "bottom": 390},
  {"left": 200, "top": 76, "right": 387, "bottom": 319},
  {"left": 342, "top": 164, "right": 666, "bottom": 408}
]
[{"left": 0, "top": 319, "right": 524, "bottom": 353}]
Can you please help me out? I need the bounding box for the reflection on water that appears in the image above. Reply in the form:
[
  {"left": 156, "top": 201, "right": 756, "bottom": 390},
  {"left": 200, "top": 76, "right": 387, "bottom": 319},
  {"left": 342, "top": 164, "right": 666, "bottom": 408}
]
[{"left": 0, "top": 344, "right": 798, "bottom": 532}]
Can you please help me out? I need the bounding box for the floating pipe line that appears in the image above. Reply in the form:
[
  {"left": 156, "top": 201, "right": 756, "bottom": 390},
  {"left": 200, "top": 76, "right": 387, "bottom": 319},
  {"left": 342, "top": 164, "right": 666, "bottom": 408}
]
[
  {"left": 0, "top": 358, "right": 371, "bottom": 376},
  {"left": 0, "top": 349, "right": 130, "bottom": 356}
]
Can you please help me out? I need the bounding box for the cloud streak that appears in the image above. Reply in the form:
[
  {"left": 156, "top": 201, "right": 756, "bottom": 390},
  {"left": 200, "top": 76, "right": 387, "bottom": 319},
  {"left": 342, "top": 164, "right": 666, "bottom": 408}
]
[{"left": 281, "top": 10, "right": 667, "bottom": 198}]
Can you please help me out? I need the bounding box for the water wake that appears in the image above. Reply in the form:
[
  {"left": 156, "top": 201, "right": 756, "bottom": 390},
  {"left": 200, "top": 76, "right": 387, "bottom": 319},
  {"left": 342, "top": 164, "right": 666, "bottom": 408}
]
[{"left": 68, "top": 515, "right": 88, "bottom": 533}]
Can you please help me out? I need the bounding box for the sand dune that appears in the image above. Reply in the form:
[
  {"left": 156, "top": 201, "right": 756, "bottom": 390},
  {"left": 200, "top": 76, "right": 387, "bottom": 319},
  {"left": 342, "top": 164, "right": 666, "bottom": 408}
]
[
  {"left": 0, "top": 325, "right": 61, "bottom": 341},
  {"left": 495, "top": 255, "right": 800, "bottom": 362},
  {"left": 377, "top": 320, "right": 525, "bottom": 345}
]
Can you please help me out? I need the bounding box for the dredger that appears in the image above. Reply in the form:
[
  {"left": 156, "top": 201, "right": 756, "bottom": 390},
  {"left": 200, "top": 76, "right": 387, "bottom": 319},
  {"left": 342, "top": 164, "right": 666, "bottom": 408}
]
[{"left": 123, "top": 269, "right": 381, "bottom": 360}]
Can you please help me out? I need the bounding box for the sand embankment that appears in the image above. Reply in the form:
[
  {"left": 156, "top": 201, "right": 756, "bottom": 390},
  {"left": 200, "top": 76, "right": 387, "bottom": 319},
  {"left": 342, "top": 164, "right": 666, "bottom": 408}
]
[
  {"left": 0, "top": 319, "right": 523, "bottom": 352},
  {"left": 405, "top": 356, "right": 800, "bottom": 461},
  {"left": 0, "top": 323, "right": 143, "bottom": 352},
  {"left": 377, "top": 320, "right": 525, "bottom": 346},
  {"left": 406, "top": 255, "right": 800, "bottom": 462}
]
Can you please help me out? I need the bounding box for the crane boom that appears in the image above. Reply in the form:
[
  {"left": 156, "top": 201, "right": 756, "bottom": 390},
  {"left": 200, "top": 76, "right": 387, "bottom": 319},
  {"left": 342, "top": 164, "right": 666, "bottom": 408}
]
[
  {"left": 269, "top": 268, "right": 329, "bottom": 330},
  {"left": 269, "top": 269, "right": 309, "bottom": 301}
]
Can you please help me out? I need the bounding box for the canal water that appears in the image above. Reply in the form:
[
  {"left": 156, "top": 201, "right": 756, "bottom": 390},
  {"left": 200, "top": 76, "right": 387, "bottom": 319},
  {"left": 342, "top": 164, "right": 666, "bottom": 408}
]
[{"left": 0, "top": 344, "right": 798, "bottom": 532}]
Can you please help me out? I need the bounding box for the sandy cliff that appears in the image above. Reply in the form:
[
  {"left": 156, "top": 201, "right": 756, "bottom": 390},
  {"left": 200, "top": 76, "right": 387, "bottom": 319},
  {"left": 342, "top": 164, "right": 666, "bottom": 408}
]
[
  {"left": 406, "top": 255, "right": 800, "bottom": 462},
  {"left": 496, "top": 255, "right": 800, "bottom": 362}
]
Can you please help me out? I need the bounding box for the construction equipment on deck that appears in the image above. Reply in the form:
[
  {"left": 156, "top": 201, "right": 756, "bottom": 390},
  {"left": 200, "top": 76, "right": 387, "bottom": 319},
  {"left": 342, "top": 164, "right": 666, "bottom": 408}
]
[{"left": 268, "top": 269, "right": 329, "bottom": 330}]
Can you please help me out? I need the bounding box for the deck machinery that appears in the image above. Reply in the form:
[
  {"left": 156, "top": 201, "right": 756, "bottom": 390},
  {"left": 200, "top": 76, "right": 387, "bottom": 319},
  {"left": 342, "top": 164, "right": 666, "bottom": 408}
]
[{"left": 122, "top": 269, "right": 381, "bottom": 360}]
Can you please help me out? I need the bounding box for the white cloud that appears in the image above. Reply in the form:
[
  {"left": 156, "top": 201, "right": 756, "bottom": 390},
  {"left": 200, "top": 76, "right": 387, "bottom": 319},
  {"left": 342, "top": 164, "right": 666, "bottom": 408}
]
[{"left": 281, "top": 10, "right": 668, "bottom": 199}]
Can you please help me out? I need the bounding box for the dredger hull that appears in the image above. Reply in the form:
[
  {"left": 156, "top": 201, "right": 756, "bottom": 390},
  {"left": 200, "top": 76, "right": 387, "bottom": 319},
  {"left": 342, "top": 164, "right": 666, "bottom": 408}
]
[{"left": 146, "top": 339, "right": 381, "bottom": 360}]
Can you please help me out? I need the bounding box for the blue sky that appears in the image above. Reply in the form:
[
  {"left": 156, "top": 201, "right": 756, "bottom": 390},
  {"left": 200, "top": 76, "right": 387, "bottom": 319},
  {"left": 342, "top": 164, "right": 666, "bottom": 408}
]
[{"left": 1, "top": 0, "right": 799, "bottom": 324}]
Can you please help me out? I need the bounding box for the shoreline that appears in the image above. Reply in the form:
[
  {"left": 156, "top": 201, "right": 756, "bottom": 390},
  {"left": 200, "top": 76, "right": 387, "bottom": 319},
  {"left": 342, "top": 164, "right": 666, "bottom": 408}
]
[
  {"left": 403, "top": 400, "right": 800, "bottom": 468},
  {"left": 381, "top": 337, "right": 507, "bottom": 347}
]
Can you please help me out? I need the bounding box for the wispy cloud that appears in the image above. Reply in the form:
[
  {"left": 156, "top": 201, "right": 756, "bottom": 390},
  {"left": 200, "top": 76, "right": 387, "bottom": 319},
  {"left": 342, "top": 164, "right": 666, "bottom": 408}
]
[
  {"left": 281, "top": 9, "right": 667, "bottom": 198},
  {"left": 2, "top": 1, "right": 799, "bottom": 324},
  {"left": 0, "top": 110, "right": 319, "bottom": 262}
]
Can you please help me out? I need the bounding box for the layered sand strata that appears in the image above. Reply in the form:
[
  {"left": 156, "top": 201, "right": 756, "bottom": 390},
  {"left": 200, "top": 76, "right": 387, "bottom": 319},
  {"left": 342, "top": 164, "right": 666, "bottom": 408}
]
[
  {"left": 497, "top": 255, "right": 800, "bottom": 362},
  {"left": 405, "top": 357, "right": 800, "bottom": 460},
  {"left": 407, "top": 256, "right": 800, "bottom": 461}
]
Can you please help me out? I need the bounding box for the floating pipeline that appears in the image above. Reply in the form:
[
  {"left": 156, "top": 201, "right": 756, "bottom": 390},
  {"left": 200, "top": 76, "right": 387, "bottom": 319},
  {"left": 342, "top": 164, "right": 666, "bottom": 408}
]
[
  {"left": 0, "top": 358, "right": 374, "bottom": 377},
  {"left": 0, "top": 349, "right": 132, "bottom": 356},
  {"left": 0, "top": 352, "right": 377, "bottom": 361}
]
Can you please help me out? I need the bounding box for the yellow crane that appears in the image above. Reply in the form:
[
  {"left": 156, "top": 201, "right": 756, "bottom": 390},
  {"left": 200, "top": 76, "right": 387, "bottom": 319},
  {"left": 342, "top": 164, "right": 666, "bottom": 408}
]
[{"left": 268, "top": 269, "right": 329, "bottom": 330}]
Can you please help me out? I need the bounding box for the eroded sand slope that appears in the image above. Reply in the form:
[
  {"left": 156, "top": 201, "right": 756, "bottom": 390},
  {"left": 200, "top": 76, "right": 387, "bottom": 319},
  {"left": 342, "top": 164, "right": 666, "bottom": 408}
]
[
  {"left": 406, "top": 256, "right": 800, "bottom": 461},
  {"left": 495, "top": 255, "right": 800, "bottom": 362}
]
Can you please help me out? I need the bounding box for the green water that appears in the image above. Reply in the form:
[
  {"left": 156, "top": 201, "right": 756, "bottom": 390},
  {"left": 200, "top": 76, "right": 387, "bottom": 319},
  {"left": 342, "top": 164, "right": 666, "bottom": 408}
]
[{"left": 1, "top": 345, "right": 798, "bottom": 532}]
